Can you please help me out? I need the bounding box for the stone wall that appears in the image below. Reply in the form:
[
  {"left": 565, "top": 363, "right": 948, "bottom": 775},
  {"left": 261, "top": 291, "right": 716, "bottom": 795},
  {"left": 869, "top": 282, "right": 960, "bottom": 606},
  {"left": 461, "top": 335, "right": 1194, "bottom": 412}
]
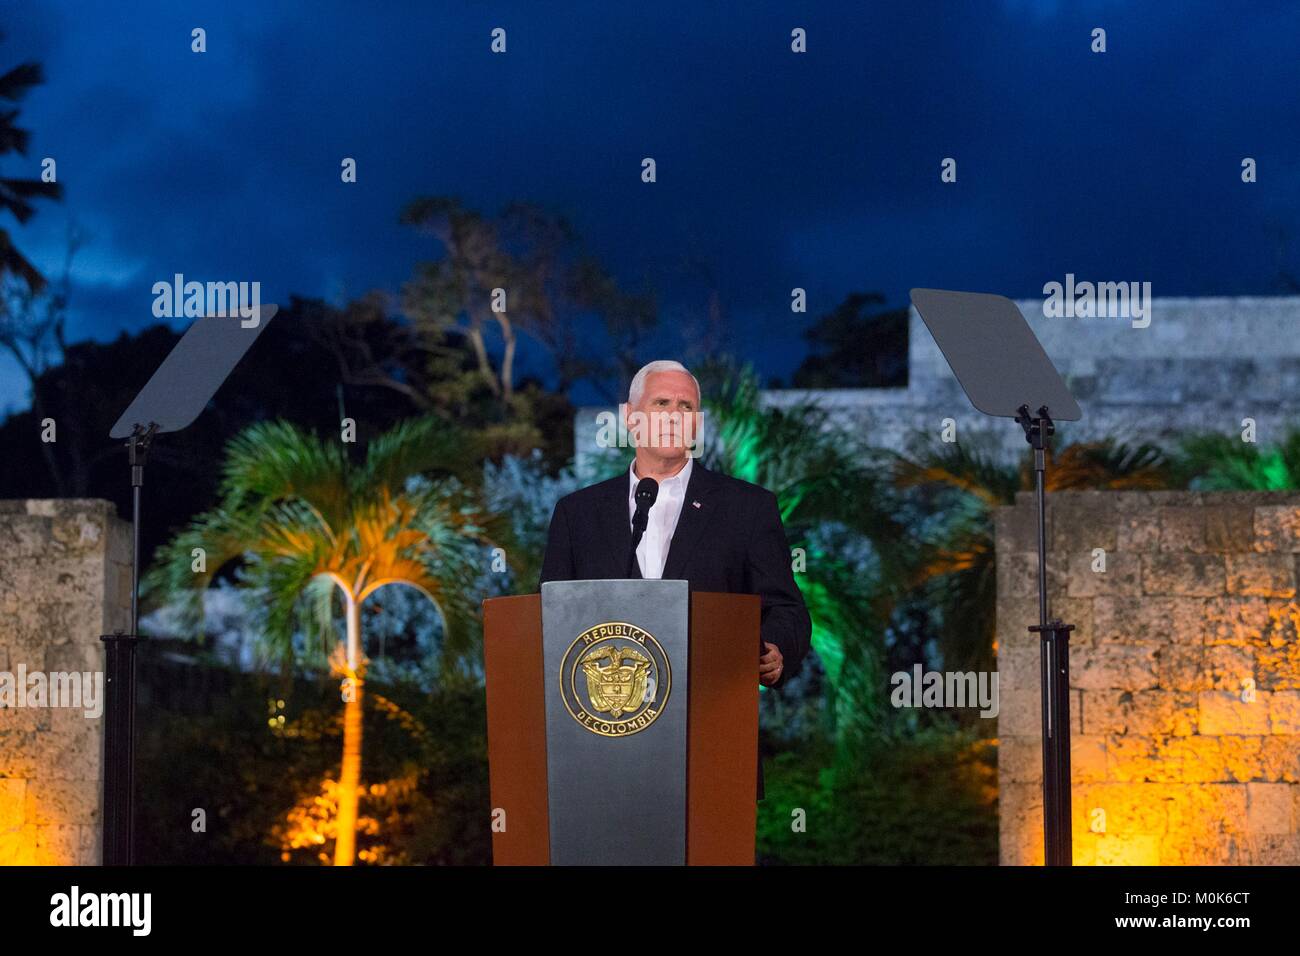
[
  {"left": 0, "top": 500, "right": 131, "bottom": 865},
  {"left": 770, "top": 295, "right": 1300, "bottom": 458},
  {"left": 997, "top": 490, "right": 1300, "bottom": 865},
  {"left": 573, "top": 295, "right": 1300, "bottom": 472}
]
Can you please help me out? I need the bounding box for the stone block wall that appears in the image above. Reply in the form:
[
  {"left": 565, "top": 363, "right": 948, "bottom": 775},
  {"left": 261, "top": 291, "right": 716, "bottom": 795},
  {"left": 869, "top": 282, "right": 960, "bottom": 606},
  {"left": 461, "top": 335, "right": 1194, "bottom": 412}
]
[
  {"left": 0, "top": 500, "right": 131, "bottom": 865},
  {"left": 762, "top": 295, "right": 1300, "bottom": 460},
  {"left": 996, "top": 490, "right": 1300, "bottom": 865}
]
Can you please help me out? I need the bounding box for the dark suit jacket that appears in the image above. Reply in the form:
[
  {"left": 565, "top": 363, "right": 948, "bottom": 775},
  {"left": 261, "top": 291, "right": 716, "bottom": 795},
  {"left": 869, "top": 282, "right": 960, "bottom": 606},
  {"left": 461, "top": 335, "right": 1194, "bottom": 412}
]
[{"left": 539, "top": 460, "right": 812, "bottom": 800}]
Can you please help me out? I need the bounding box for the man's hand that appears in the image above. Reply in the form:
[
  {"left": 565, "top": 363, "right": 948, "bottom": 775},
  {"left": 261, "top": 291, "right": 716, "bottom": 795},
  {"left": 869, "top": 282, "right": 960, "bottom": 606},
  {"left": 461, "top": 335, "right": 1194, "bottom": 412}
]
[{"left": 759, "top": 641, "right": 784, "bottom": 686}]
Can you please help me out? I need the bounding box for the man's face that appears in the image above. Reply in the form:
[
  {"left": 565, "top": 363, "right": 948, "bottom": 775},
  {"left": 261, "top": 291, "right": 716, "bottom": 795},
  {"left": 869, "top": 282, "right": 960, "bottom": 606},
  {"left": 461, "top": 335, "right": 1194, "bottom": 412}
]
[{"left": 625, "top": 370, "right": 700, "bottom": 463}]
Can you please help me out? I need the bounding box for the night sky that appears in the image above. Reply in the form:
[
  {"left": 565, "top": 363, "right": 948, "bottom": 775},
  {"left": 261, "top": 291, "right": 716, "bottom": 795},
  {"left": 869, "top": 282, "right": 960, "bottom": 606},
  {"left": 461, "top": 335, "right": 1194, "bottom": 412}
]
[{"left": 2, "top": 0, "right": 1298, "bottom": 413}]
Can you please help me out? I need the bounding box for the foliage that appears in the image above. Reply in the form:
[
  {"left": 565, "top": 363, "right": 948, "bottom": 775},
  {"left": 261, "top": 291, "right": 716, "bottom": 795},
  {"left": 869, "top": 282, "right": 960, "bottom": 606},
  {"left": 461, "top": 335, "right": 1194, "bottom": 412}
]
[
  {"left": 757, "top": 723, "right": 998, "bottom": 865},
  {"left": 482, "top": 449, "right": 584, "bottom": 590},
  {"left": 0, "top": 58, "right": 62, "bottom": 291},
  {"left": 400, "top": 197, "right": 658, "bottom": 405},
  {"left": 891, "top": 430, "right": 1172, "bottom": 674},
  {"left": 134, "top": 643, "right": 490, "bottom": 865},
  {"left": 144, "top": 417, "right": 499, "bottom": 677},
  {"left": 1171, "top": 430, "right": 1300, "bottom": 490},
  {"left": 789, "top": 292, "right": 908, "bottom": 389},
  {"left": 694, "top": 359, "right": 914, "bottom": 752}
]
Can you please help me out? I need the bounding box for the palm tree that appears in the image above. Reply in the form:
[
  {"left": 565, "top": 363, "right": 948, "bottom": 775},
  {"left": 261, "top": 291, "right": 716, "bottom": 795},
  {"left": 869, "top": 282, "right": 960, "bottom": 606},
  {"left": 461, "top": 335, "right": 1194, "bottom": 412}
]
[
  {"left": 1, "top": 60, "right": 62, "bottom": 290},
  {"left": 693, "top": 361, "right": 915, "bottom": 752},
  {"left": 1171, "top": 429, "right": 1300, "bottom": 490},
  {"left": 893, "top": 432, "right": 1172, "bottom": 674},
  {"left": 146, "top": 417, "right": 497, "bottom": 865}
]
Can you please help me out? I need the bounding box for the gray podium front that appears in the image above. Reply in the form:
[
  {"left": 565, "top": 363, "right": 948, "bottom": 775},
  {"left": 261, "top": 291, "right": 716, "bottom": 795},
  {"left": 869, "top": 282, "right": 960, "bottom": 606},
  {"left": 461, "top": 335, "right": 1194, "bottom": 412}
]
[
  {"left": 542, "top": 579, "right": 689, "bottom": 864},
  {"left": 483, "top": 580, "right": 761, "bottom": 865}
]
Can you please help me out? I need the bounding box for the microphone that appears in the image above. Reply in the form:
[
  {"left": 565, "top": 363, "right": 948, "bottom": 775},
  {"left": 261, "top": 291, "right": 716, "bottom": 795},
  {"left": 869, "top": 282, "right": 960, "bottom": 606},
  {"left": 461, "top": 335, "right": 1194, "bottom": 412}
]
[{"left": 628, "top": 477, "right": 659, "bottom": 575}]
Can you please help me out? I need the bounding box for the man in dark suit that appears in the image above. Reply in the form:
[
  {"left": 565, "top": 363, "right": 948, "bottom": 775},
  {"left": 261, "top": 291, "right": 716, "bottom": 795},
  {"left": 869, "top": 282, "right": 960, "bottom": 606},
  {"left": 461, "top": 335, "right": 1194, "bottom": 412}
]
[{"left": 539, "top": 360, "right": 812, "bottom": 800}]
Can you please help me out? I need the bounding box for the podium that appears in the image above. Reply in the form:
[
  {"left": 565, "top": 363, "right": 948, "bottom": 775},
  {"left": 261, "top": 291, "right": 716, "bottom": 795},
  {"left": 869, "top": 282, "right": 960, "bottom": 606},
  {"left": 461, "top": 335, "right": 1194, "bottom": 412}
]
[{"left": 483, "top": 580, "right": 761, "bottom": 865}]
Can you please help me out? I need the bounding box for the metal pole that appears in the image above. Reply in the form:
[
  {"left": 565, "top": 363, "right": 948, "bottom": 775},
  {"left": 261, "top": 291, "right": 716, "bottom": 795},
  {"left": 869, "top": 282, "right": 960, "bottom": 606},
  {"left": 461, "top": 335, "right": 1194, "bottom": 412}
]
[
  {"left": 102, "top": 423, "right": 153, "bottom": 865},
  {"left": 1018, "top": 404, "right": 1074, "bottom": 866},
  {"left": 1033, "top": 438, "right": 1057, "bottom": 866},
  {"left": 1051, "top": 621, "right": 1074, "bottom": 865}
]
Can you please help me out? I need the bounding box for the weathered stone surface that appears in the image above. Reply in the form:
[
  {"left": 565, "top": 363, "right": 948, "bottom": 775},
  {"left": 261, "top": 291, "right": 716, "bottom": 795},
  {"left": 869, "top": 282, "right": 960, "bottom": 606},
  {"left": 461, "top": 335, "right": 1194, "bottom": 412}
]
[
  {"left": 1254, "top": 506, "right": 1300, "bottom": 552},
  {"left": 1245, "top": 834, "right": 1300, "bottom": 864},
  {"left": 1072, "top": 644, "right": 1158, "bottom": 691},
  {"left": 995, "top": 504, "right": 1043, "bottom": 555},
  {"left": 1053, "top": 598, "right": 1093, "bottom": 646},
  {"left": 1053, "top": 498, "right": 1117, "bottom": 554},
  {"left": 1203, "top": 597, "right": 1298, "bottom": 648},
  {"left": 997, "top": 735, "right": 1040, "bottom": 783},
  {"left": 996, "top": 680, "right": 1044, "bottom": 736},
  {"left": 1198, "top": 690, "right": 1271, "bottom": 735},
  {"left": 1081, "top": 689, "right": 1196, "bottom": 737},
  {"left": 998, "top": 491, "right": 1300, "bottom": 865},
  {"left": 1225, "top": 553, "right": 1296, "bottom": 597},
  {"left": 995, "top": 643, "right": 1039, "bottom": 693},
  {"left": 1269, "top": 691, "right": 1300, "bottom": 733},
  {"left": 1159, "top": 507, "right": 1205, "bottom": 553},
  {"left": 1218, "top": 735, "right": 1266, "bottom": 782},
  {"left": 1095, "top": 833, "right": 1161, "bottom": 865},
  {"left": 1074, "top": 782, "right": 1170, "bottom": 835},
  {"left": 1204, "top": 505, "right": 1255, "bottom": 553},
  {"left": 999, "top": 551, "right": 1070, "bottom": 598},
  {"left": 0, "top": 731, "right": 41, "bottom": 778},
  {"left": 998, "top": 781, "right": 1044, "bottom": 866},
  {"left": 1072, "top": 734, "right": 1108, "bottom": 783},
  {"left": 1068, "top": 551, "right": 1142, "bottom": 597},
  {"left": 0, "top": 777, "right": 25, "bottom": 829},
  {"left": 32, "top": 822, "right": 81, "bottom": 865},
  {"left": 1153, "top": 644, "right": 1253, "bottom": 693},
  {"left": 1257, "top": 640, "right": 1300, "bottom": 691},
  {"left": 23, "top": 777, "right": 101, "bottom": 826},
  {"left": 1092, "top": 595, "right": 1191, "bottom": 644},
  {"left": 995, "top": 596, "right": 1041, "bottom": 649},
  {"left": 0, "top": 500, "right": 128, "bottom": 865},
  {"left": 0, "top": 824, "right": 37, "bottom": 865},
  {"left": 1142, "top": 554, "right": 1225, "bottom": 596},
  {"left": 1246, "top": 783, "right": 1294, "bottom": 835},
  {"left": 1260, "top": 735, "right": 1300, "bottom": 782},
  {"left": 1116, "top": 512, "right": 1161, "bottom": 552}
]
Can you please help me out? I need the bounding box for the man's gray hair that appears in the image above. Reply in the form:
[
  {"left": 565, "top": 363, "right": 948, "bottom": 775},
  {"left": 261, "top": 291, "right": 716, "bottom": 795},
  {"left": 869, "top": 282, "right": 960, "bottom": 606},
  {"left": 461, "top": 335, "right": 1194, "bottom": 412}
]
[{"left": 627, "top": 360, "right": 701, "bottom": 406}]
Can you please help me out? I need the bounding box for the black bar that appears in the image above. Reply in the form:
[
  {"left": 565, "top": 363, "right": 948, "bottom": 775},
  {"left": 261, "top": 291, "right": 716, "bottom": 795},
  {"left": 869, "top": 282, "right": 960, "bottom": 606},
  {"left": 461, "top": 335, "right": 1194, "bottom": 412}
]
[
  {"left": 1052, "top": 622, "right": 1074, "bottom": 865},
  {"left": 100, "top": 632, "right": 138, "bottom": 865},
  {"left": 1032, "top": 619, "right": 1075, "bottom": 865}
]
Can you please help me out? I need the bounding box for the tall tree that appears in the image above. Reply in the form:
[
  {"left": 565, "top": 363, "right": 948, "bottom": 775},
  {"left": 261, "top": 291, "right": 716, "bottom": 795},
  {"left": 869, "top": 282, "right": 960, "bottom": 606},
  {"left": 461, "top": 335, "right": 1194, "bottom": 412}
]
[
  {"left": 399, "top": 197, "right": 658, "bottom": 406},
  {"left": 0, "top": 56, "right": 65, "bottom": 488},
  {"left": 146, "top": 418, "right": 498, "bottom": 865},
  {"left": 693, "top": 359, "right": 915, "bottom": 754},
  {"left": 0, "top": 230, "right": 78, "bottom": 493},
  {"left": 0, "top": 59, "right": 61, "bottom": 290},
  {"left": 790, "top": 292, "right": 908, "bottom": 389}
]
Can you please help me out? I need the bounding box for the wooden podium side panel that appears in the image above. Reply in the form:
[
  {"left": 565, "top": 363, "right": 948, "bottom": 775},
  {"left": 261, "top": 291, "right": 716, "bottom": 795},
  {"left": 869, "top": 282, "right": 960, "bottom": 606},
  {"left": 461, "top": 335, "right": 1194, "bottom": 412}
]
[
  {"left": 483, "top": 595, "right": 548, "bottom": 865},
  {"left": 687, "top": 591, "right": 760, "bottom": 865}
]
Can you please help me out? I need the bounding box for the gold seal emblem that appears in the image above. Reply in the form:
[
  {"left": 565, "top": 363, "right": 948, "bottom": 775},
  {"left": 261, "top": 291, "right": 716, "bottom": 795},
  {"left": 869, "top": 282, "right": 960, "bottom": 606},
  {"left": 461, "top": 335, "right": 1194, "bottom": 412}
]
[{"left": 559, "top": 621, "right": 671, "bottom": 737}]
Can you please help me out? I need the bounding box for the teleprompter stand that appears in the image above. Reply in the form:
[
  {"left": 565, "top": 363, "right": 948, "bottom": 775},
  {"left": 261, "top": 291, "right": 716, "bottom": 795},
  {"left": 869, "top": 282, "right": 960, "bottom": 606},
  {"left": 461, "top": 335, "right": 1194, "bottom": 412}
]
[
  {"left": 910, "top": 289, "right": 1082, "bottom": 867},
  {"left": 102, "top": 305, "right": 276, "bottom": 864}
]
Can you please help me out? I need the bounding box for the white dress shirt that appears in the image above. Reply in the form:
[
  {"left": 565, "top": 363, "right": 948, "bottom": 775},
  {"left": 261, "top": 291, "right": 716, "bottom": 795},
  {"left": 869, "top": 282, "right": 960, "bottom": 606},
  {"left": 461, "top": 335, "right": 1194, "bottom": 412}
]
[{"left": 628, "top": 457, "right": 693, "bottom": 579}]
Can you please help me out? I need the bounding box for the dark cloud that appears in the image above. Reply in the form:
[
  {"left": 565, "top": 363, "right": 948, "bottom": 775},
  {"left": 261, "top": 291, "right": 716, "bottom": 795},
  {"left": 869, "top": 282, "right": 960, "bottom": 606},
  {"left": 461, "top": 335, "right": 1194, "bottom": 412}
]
[{"left": 1, "top": 0, "right": 1297, "bottom": 411}]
